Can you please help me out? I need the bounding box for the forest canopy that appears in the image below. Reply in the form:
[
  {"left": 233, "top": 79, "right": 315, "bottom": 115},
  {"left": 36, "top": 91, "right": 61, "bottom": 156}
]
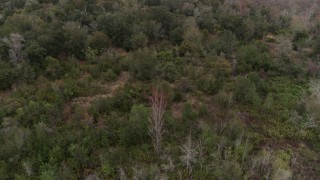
[{"left": 0, "top": 0, "right": 320, "bottom": 179}]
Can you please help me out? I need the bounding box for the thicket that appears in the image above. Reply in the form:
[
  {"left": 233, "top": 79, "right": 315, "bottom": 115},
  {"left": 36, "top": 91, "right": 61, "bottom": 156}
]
[{"left": 0, "top": 0, "right": 320, "bottom": 179}]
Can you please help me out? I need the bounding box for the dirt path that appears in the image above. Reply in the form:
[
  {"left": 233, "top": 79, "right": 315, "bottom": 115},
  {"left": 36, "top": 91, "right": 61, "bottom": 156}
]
[{"left": 71, "top": 72, "right": 129, "bottom": 108}]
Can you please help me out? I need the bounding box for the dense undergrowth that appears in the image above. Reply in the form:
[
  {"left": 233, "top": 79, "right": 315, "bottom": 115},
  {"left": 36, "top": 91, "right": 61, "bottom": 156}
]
[{"left": 0, "top": 0, "right": 320, "bottom": 179}]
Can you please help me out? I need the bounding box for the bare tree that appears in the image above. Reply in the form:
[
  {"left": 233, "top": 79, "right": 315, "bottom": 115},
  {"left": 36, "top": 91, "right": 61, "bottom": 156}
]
[
  {"left": 249, "top": 150, "right": 274, "bottom": 179},
  {"left": 22, "top": 161, "right": 33, "bottom": 177},
  {"left": 180, "top": 135, "right": 197, "bottom": 176},
  {"left": 118, "top": 167, "right": 128, "bottom": 180},
  {"left": 3, "top": 33, "right": 24, "bottom": 66},
  {"left": 84, "top": 173, "right": 101, "bottom": 180},
  {"left": 149, "top": 88, "right": 167, "bottom": 155}
]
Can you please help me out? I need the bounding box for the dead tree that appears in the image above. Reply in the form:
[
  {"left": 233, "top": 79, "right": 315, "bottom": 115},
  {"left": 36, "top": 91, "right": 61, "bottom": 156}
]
[
  {"left": 180, "top": 135, "right": 197, "bottom": 176},
  {"left": 3, "top": 33, "right": 24, "bottom": 66},
  {"left": 149, "top": 88, "right": 167, "bottom": 155}
]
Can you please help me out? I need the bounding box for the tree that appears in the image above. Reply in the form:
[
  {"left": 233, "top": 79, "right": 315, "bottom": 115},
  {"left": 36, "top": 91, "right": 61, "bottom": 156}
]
[
  {"left": 0, "top": 61, "right": 16, "bottom": 90},
  {"left": 196, "top": 6, "right": 216, "bottom": 33},
  {"left": 97, "top": 14, "right": 132, "bottom": 49},
  {"left": 88, "top": 31, "right": 111, "bottom": 53},
  {"left": 216, "top": 30, "right": 238, "bottom": 56},
  {"left": 130, "top": 33, "right": 148, "bottom": 50},
  {"left": 45, "top": 56, "right": 63, "bottom": 79},
  {"left": 149, "top": 88, "right": 167, "bottom": 155},
  {"left": 169, "top": 27, "right": 184, "bottom": 45},
  {"left": 241, "top": 18, "right": 255, "bottom": 40},
  {"left": 236, "top": 45, "right": 271, "bottom": 73},
  {"left": 119, "top": 104, "right": 150, "bottom": 147},
  {"left": 234, "top": 77, "right": 261, "bottom": 106},
  {"left": 212, "top": 58, "right": 232, "bottom": 78},
  {"left": 62, "top": 21, "right": 87, "bottom": 57},
  {"left": 1, "top": 13, "right": 32, "bottom": 34},
  {"left": 180, "top": 135, "right": 197, "bottom": 176},
  {"left": 3, "top": 33, "right": 24, "bottom": 66},
  {"left": 129, "top": 49, "right": 156, "bottom": 81},
  {"left": 24, "top": 41, "right": 47, "bottom": 67},
  {"left": 181, "top": 17, "right": 204, "bottom": 56}
]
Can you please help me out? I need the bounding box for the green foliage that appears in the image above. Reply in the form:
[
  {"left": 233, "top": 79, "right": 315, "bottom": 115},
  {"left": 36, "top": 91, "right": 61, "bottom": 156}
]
[
  {"left": 62, "top": 21, "right": 87, "bottom": 57},
  {"left": 158, "top": 61, "right": 178, "bottom": 82},
  {"left": 130, "top": 33, "right": 148, "bottom": 50},
  {"left": 213, "top": 160, "right": 243, "bottom": 180},
  {"left": 212, "top": 58, "right": 232, "bottom": 78},
  {"left": 0, "top": 61, "right": 16, "bottom": 90},
  {"left": 45, "top": 57, "right": 63, "bottom": 79},
  {"left": 83, "top": 47, "right": 98, "bottom": 63},
  {"left": 1, "top": 13, "right": 32, "bottom": 35},
  {"left": 102, "top": 69, "right": 117, "bottom": 82},
  {"left": 272, "top": 151, "right": 292, "bottom": 180},
  {"left": 89, "top": 31, "right": 111, "bottom": 52},
  {"left": 198, "top": 77, "right": 224, "bottom": 95},
  {"left": 215, "top": 30, "right": 238, "bottom": 55},
  {"left": 293, "top": 31, "right": 308, "bottom": 51},
  {"left": 0, "top": 1, "right": 319, "bottom": 179},
  {"left": 236, "top": 45, "right": 272, "bottom": 73},
  {"left": 129, "top": 49, "right": 156, "bottom": 81},
  {"left": 119, "top": 104, "right": 150, "bottom": 147},
  {"left": 234, "top": 77, "right": 261, "bottom": 107},
  {"left": 169, "top": 27, "right": 184, "bottom": 45},
  {"left": 214, "top": 91, "right": 231, "bottom": 110},
  {"left": 97, "top": 14, "right": 132, "bottom": 49},
  {"left": 24, "top": 41, "right": 47, "bottom": 68}
]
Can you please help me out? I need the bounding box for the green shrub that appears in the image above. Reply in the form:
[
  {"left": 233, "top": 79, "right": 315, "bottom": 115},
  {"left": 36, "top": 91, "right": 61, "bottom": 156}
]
[
  {"left": 89, "top": 31, "right": 111, "bottom": 52},
  {"left": 236, "top": 45, "right": 272, "bottom": 73},
  {"left": 234, "top": 77, "right": 261, "bottom": 107},
  {"left": 83, "top": 47, "right": 98, "bottom": 63},
  {"left": 129, "top": 49, "right": 156, "bottom": 81},
  {"left": 130, "top": 33, "right": 148, "bottom": 50},
  {"left": 200, "top": 77, "right": 224, "bottom": 95},
  {"left": 212, "top": 59, "right": 232, "bottom": 78},
  {"left": 159, "top": 62, "right": 178, "bottom": 82},
  {"left": 214, "top": 91, "right": 231, "bottom": 110},
  {"left": 182, "top": 103, "right": 198, "bottom": 123},
  {"left": 272, "top": 151, "right": 292, "bottom": 180},
  {"left": 0, "top": 61, "right": 15, "bottom": 90},
  {"left": 119, "top": 105, "right": 150, "bottom": 147},
  {"left": 102, "top": 69, "right": 117, "bottom": 82}
]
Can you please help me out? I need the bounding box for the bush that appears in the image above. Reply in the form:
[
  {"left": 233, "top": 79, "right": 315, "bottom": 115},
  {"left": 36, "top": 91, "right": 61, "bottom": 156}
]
[
  {"left": 0, "top": 61, "right": 16, "bottom": 90},
  {"left": 130, "top": 33, "right": 148, "bottom": 50},
  {"left": 234, "top": 77, "right": 261, "bottom": 107},
  {"left": 215, "top": 30, "right": 238, "bottom": 55},
  {"left": 62, "top": 21, "right": 88, "bottom": 57},
  {"left": 214, "top": 91, "right": 231, "bottom": 110},
  {"left": 83, "top": 47, "right": 98, "bottom": 63},
  {"left": 89, "top": 31, "right": 111, "bottom": 52},
  {"left": 159, "top": 62, "right": 178, "bottom": 82},
  {"left": 182, "top": 103, "right": 198, "bottom": 122},
  {"left": 129, "top": 49, "right": 156, "bottom": 81},
  {"left": 24, "top": 41, "right": 47, "bottom": 68},
  {"left": 102, "top": 69, "right": 117, "bottom": 82},
  {"left": 236, "top": 45, "right": 272, "bottom": 73},
  {"left": 119, "top": 105, "right": 150, "bottom": 147},
  {"left": 45, "top": 57, "right": 63, "bottom": 79},
  {"left": 169, "top": 27, "right": 184, "bottom": 45},
  {"left": 212, "top": 59, "right": 232, "bottom": 78},
  {"left": 200, "top": 77, "right": 224, "bottom": 95}
]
